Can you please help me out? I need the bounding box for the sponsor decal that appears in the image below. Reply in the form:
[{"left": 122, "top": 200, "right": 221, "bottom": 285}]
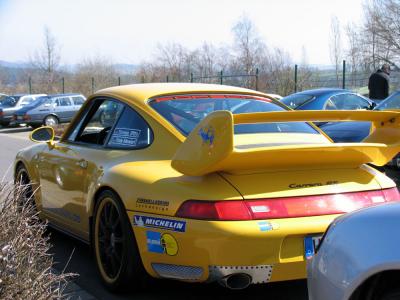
[
  {"left": 146, "top": 231, "right": 164, "bottom": 253},
  {"left": 109, "top": 128, "right": 141, "bottom": 147},
  {"left": 289, "top": 181, "right": 339, "bottom": 189},
  {"left": 161, "top": 233, "right": 178, "bottom": 256},
  {"left": 146, "top": 231, "right": 179, "bottom": 256},
  {"left": 134, "top": 215, "right": 186, "bottom": 232},
  {"left": 198, "top": 126, "right": 215, "bottom": 146},
  {"left": 258, "top": 221, "right": 279, "bottom": 232},
  {"left": 136, "top": 198, "right": 169, "bottom": 212}
]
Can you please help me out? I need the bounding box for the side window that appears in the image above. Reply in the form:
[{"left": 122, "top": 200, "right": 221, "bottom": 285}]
[
  {"left": 107, "top": 106, "right": 153, "bottom": 149},
  {"left": 72, "top": 96, "right": 84, "bottom": 105},
  {"left": 60, "top": 97, "right": 72, "bottom": 106},
  {"left": 71, "top": 99, "right": 124, "bottom": 145},
  {"left": 327, "top": 94, "right": 370, "bottom": 110},
  {"left": 20, "top": 96, "right": 34, "bottom": 105}
]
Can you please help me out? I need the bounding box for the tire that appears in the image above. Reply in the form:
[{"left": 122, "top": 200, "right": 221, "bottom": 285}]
[
  {"left": 43, "top": 115, "right": 59, "bottom": 126},
  {"left": 14, "top": 164, "right": 35, "bottom": 208},
  {"left": 92, "top": 190, "right": 148, "bottom": 292},
  {"left": 379, "top": 289, "right": 400, "bottom": 300},
  {"left": 0, "top": 121, "right": 10, "bottom": 127}
]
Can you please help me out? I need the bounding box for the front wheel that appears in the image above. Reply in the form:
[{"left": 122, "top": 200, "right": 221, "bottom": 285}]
[
  {"left": 92, "top": 190, "right": 148, "bottom": 292},
  {"left": 43, "top": 115, "right": 59, "bottom": 126}
]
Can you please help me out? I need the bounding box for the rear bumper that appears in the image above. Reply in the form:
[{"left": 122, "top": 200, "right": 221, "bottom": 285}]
[{"left": 129, "top": 211, "right": 339, "bottom": 284}]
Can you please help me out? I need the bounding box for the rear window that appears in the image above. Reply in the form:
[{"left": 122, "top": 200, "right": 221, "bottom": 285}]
[
  {"left": 149, "top": 94, "right": 318, "bottom": 135},
  {"left": 280, "top": 94, "right": 314, "bottom": 109}
]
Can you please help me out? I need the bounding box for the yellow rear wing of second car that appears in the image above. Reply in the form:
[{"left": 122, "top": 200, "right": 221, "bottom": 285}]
[{"left": 171, "top": 110, "right": 400, "bottom": 176}]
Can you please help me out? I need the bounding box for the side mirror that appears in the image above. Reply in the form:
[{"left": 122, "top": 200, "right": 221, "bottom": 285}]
[
  {"left": 369, "top": 102, "right": 377, "bottom": 110},
  {"left": 30, "top": 126, "right": 55, "bottom": 145}
]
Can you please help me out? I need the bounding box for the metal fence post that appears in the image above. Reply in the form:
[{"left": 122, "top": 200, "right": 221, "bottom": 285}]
[
  {"left": 342, "top": 60, "right": 346, "bottom": 89},
  {"left": 190, "top": 73, "right": 193, "bottom": 83},
  {"left": 141, "top": 76, "right": 145, "bottom": 83},
  {"left": 294, "top": 64, "right": 298, "bottom": 93},
  {"left": 91, "top": 77, "right": 94, "bottom": 94},
  {"left": 220, "top": 70, "right": 223, "bottom": 85},
  {"left": 29, "top": 77, "right": 32, "bottom": 94},
  {"left": 255, "top": 68, "right": 259, "bottom": 91},
  {"left": 166, "top": 75, "right": 169, "bottom": 82},
  {"left": 62, "top": 77, "right": 65, "bottom": 93},
  {"left": 118, "top": 76, "right": 121, "bottom": 86}
]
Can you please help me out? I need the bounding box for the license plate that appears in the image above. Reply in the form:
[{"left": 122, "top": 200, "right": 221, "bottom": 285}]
[{"left": 304, "top": 235, "right": 323, "bottom": 259}]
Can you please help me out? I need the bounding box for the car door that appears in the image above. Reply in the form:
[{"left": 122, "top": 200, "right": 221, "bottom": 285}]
[
  {"left": 38, "top": 99, "right": 124, "bottom": 237},
  {"left": 54, "top": 97, "right": 75, "bottom": 121}
]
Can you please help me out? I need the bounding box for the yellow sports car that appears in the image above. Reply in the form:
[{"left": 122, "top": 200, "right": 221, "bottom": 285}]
[{"left": 14, "top": 83, "right": 400, "bottom": 291}]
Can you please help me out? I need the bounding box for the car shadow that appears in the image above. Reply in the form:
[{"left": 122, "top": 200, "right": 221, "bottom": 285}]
[{"left": 0, "top": 126, "right": 32, "bottom": 134}]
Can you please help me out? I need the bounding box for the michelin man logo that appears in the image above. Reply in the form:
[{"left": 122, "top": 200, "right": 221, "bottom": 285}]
[{"left": 134, "top": 216, "right": 145, "bottom": 227}]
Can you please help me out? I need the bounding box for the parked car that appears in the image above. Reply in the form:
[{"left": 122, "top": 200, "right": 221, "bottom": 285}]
[
  {"left": 0, "top": 94, "right": 46, "bottom": 126},
  {"left": 320, "top": 90, "right": 400, "bottom": 168},
  {"left": 13, "top": 93, "right": 86, "bottom": 128},
  {"left": 0, "top": 93, "right": 8, "bottom": 105},
  {"left": 280, "top": 88, "right": 374, "bottom": 111},
  {"left": 14, "top": 83, "right": 400, "bottom": 292},
  {"left": 307, "top": 202, "right": 400, "bottom": 300}
]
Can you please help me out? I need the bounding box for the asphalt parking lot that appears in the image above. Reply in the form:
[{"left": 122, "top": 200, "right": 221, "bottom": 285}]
[{"left": 1, "top": 125, "right": 399, "bottom": 300}]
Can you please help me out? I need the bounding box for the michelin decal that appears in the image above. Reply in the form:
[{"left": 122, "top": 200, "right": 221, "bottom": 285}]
[{"left": 134, "top": 215, "right": 186, "bottom": 232}]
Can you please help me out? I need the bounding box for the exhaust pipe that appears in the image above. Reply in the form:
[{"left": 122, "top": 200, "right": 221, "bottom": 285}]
[{"left": 218, "top": 273, "right": 252, "bottom": 290}]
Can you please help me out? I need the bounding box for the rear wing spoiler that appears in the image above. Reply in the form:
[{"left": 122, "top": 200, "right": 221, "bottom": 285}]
[{"left": 171, "top": 110, "right": 400, "bottom": 176}]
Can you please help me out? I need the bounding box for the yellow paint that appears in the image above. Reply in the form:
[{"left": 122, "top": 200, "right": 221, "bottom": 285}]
[{"left": 14, "top": 83, "right": 399, "bottom": 285}]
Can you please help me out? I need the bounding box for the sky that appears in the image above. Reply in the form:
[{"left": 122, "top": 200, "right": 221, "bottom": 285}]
[{"left": 0, "top": 0, "right": 365, "bottom": 66}]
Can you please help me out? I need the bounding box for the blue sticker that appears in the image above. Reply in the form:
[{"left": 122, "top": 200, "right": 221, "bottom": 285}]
[
  {"left": 198, "top": 126, "right": 215, "bottom": 146},
  {"left": 146, "top": 231, "right": 164, "bottom": 253},
  {"left": 258, "top": 221, "right": 273, "bottom": 232},
  {"left": 134, "top": 215, "right": 186, "bottom": 232}
]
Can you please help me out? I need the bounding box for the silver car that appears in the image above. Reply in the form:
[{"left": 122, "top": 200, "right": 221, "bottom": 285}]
[
  {"left": 307, "top": 202, "right": 400, "bottom": 300},
  {"left": 13, "top": 93, "right": 86, "bottom": 127}
]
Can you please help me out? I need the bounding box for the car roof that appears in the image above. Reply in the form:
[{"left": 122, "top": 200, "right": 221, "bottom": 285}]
[
  {"left": 94, "top": 83, "right": 273, "bottom": 111},
  {"left": 48, "top": 93, "right": 84, "bottom": 97},
  {"left": 293, "top": 88, "right": 352, "bottom": 96}
]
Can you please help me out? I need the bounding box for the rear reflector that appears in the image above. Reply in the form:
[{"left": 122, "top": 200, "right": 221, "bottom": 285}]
[{"left": 176, "top": 187, "right": 400, "bottom": 220}]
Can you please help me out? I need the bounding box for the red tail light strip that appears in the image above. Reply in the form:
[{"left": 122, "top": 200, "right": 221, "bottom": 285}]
[
  {"left": 176, "top": 188, "right": 400, "bottom": 221},
  {"left": 152, "top": 94, "right": 272, "bottom": 103}
]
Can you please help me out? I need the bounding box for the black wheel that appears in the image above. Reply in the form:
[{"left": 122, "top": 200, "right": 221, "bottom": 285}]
[
  {"left": 92, "top": 190, "right": 148, "bottom": 292},
  {"left": 0, "top": 121, "right": 10, "bottom": 127},
  {"left": 14, "top": 164, "right": 35, "bottom": 208},
  {"left": 379, "top": 289, "right": 400, "bottom": 300},
  {"left": 43, "top": 115, "right": 59, "bottom": 126}
]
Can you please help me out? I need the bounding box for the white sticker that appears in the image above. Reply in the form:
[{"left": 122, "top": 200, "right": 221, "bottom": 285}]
[{"left": 109, "top": 128, "right": 141, "bottom": 147}]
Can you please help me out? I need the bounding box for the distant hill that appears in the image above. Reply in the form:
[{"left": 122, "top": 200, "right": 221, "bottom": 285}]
[{"left": 0, "top": 60, "right": 138, "bottom": 74}]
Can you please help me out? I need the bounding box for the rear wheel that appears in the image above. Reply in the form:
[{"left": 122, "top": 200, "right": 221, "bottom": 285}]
[
  {"left": 0, "top": 121, "right": 10, "bottom": 127},
  {"left": 43, "top": 115, "right": 59, "bottom": 126},
  {"left": 92, "top": 190, "right": 148, "bottom": 292},
  {"left": 14, "top": 164, "right": 35, "bottom": 208},
  {"left": 379, "top": 288, "right": 400, "bottom": 300}
]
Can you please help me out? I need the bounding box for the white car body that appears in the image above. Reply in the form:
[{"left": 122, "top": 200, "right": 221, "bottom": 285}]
[{"left": 307, "top": 202, "right": 400, "bottom": 300}]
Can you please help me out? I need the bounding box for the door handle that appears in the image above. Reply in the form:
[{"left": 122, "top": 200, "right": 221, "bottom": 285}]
[{"left": 76, "top": 159, "right": 88, "bottom": 169}]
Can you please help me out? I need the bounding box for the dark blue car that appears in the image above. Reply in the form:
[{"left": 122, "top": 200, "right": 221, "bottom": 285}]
[
  {"left": 320, "top": 91, "right": 400, "bottom": 168},
  {"left": 280, "top": 88, "right": 374, "bottom": 111}
]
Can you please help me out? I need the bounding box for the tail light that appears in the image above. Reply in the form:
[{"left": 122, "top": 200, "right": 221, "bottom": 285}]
[
  {"left": 23, "top": 114, "right": 31, "bottom": 120},
  {"left": 11, "top": 114, "right": 16, "bottom": 120},
  {"left": 0, "top": 111, "right": 3, "bottom": 117},
  {"left": 176, "top": 187, "right": 400, "bottom": 220}
]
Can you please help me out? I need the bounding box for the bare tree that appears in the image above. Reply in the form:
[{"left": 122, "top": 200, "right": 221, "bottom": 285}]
[
  {"left": 31, "top": 27, "right": 60, "bottom": 74},
  {"left": 30, "top": 26, "right": 61, "bottom": 93},
  {"left": 330, "top": 16, "right": 342, "bottom": 86}
]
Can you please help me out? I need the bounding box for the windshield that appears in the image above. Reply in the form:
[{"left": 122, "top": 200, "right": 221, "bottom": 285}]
[
  {"left": 1, "top": 96, "right": 21, "bottom": 107},
  {"left": 376, "top": 92, "right": 400, "bottom": 110},
  {"left": 149, "top": 94, "right": 319, "bottom": 135},
  {"left": 280, "top": 94, "right": 315, "bottom": 109}
]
